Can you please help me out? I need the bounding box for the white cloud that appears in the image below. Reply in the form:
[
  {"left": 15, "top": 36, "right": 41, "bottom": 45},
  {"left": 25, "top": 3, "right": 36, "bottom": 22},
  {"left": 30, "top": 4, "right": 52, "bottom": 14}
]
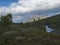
[
  {"left": 0, "top": 0, "right": 60, "bottom": 22},
  {"left": 0, "top": 0, "right": 60, "bottom": 15}
]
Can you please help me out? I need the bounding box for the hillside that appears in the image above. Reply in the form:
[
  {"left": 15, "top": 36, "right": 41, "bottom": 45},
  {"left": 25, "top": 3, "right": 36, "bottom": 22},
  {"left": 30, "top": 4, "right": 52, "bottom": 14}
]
[
  {"left": 44, "top": 14, "right": 60, "bottom": 29},
  {"left": 0, "top": 14, "right": 60, "bottom": 45}
]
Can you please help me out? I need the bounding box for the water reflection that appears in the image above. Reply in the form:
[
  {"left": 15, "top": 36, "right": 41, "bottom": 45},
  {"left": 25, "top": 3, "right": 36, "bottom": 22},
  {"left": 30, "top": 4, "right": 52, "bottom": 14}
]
[
  {"left": 45, "top": 25, "right": 60, "bottom": 35},
  {"left": 45, "top": 26, "right": 54, "bottom": 32}
]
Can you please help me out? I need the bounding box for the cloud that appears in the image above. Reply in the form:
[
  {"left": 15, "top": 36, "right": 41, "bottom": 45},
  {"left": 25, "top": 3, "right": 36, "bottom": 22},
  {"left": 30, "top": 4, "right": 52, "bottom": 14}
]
[
  {"left": 0, "top": 0, "right": 60, "bottom": 14},
  {"left": 0, "top": 0, "right": 60, "bottom": 22}
]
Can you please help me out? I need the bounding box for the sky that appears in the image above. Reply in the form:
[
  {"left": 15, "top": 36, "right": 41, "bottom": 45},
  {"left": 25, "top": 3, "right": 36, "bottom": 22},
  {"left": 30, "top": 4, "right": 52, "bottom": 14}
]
[
  {"left": 0, "top": 0, "right": 60, "bottom": 23},
  {"left": 0, "top": 0, "right": 18, "bottom": 6}
]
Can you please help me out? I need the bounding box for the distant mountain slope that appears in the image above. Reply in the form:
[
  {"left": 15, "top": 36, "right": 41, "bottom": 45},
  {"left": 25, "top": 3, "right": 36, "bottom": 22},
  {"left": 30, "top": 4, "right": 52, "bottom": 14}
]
[
  {"left": 44, "top": 14, "right": 60, "bottom": 25},
  {"left": 24, "top": 15, "right": 48, "bottom": 23}
]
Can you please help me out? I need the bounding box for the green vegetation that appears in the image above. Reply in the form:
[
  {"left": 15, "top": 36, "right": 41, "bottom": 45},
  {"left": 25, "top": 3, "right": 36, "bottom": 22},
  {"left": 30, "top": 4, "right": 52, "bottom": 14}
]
[
  {"left": 0, "top": 14, "right": 12, "bottom": 35},
  {"left": 0, "top": 14, "right": 60, "bottom": 45},
  {"left": 44, "top": 14, "right": 60, "bottom": 30}
]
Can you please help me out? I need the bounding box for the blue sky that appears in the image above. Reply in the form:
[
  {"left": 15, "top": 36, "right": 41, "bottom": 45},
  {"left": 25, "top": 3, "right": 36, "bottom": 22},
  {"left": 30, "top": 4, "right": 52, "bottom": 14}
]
[
  {"left": 0, "top": 0, "right": 18, "bottom": 6},
  {"left": 0, "top": 0, "right": 60, "bottom": 23}
]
